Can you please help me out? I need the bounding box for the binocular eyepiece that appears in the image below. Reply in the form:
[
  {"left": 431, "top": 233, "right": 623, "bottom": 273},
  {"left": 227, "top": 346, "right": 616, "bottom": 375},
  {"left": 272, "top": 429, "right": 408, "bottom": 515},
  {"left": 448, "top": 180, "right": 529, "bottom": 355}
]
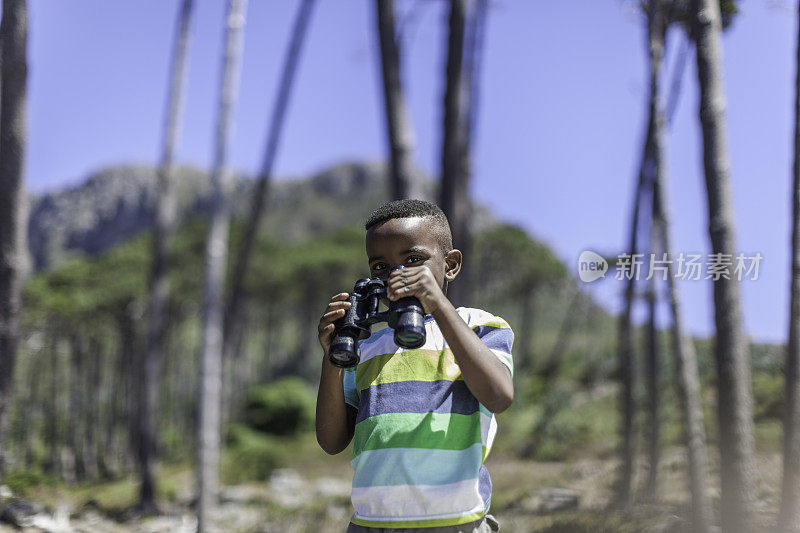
[{"left": 328, "top": 266, "right": 427, "bottom": 368}]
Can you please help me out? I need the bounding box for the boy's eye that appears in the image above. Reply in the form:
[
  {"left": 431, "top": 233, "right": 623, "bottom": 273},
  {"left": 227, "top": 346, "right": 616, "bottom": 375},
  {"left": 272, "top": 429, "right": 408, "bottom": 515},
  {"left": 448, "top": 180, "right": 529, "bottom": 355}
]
[
  {"left": 371, "top": 263, "right": 387, "bottom": 272},
  {"left": 406, "top": 256, "right": 423, "bottom": 264}
]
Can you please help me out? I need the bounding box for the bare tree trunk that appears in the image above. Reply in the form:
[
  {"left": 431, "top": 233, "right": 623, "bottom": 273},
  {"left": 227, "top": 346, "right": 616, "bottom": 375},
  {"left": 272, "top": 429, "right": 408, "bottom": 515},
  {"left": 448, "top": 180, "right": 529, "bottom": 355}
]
[
  {"left": 197, "top": 1, "right": 247, "bottom": 530},
  {"left": 222, "top": 0, "right": 314, "bottom": 369},
  {"left": 83, "top": 336, "right": 100, "bottom": 480},
  {"left": 780, "top": 2, "right": 800, "bottom": 530},
  {"left": 0, "top": 0, "right": 27, "bottom": 484},
  {"left": 653, "top": 153, "right": 714, "bottom": 533},
  {"left": 615, "top": 89, "right": 651, "bottom": 513},
  {"left": 448, "top": 0, "right": 486, "bottom": 309},
  {"left": 140, "top": 0, "right": 195, "bottom": 512},
  {"left": 122, "top": 308, "right": 142, "bottom": 479},
  {"left": 642, "top": 0, "right": 667, "bottom": 505},
  {"left": 650, "top": 22, "right": 714, "bottom": 532},
  {"left": 68, "top": 334, "right": 86, "bottom": 482},
  {"left": 376, "top": 0, "right": 420, "bottom": 200},
  {"left": 44, "top": 331, "right": 61, "bottom": 476},
  {"left": 643, "top": 253, "right": 659, "bottom": 502},
  {"left": 691, "top": 0, "right": 757, "bottom": 531},
  {"left": 439, "top": 0, "right": 467, "bottom": 307}
]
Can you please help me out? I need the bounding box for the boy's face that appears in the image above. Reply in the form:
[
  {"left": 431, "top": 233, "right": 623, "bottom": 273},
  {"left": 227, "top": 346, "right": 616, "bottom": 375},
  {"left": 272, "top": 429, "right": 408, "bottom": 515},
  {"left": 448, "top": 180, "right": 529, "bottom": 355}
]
[{"left": 365, "top": 216, "right": 455, "bottom": 288}]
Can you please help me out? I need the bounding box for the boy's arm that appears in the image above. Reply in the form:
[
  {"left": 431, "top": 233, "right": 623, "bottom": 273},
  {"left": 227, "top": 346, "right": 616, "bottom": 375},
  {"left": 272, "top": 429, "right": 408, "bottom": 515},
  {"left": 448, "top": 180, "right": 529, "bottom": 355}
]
[
  {"left": 316, "top": 358, "right": 357, "bottom": 455},
  {"left": 315, "top": 293, "right": 358, "bottom": 455},
  {"left": 387, "top": 267, "right": 514, "bottom": 413}
]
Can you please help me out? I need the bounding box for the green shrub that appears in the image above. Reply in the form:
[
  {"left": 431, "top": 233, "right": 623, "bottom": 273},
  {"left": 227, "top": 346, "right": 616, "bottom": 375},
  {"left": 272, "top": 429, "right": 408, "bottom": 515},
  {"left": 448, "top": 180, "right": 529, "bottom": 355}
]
[
  {"left": 752, "top": 372, "right": 783, "bottom": 421},
  {"left": 530, "top": 388, "right": 591, "bottom": 461},
  {"left": 222, "top": 424, "right": 283, "bottom": 483},
  {"left": 244, "top": 377, "right": 316, "bottom": 436},
  {"left": 3, "top": 470, "right": 55, "bottom": 497}
]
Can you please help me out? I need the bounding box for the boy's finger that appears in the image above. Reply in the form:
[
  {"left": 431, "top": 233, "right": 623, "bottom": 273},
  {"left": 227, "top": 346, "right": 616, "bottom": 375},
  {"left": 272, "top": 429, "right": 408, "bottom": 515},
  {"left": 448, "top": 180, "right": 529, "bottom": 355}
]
[
  {"left": 320, "top": 308, "right": 346, "bottom": 324},
  {"left": 331, "top": 292, "right": 349, "bottom": 301},
  {"left": 326, "top": 300, "right": 352, "bottom": 311},
  {"left": 388, "top": 273, "right": 422, "bottom": 291},
  {"left": 317, "top": 325, "right": 335, "bottom": 340}
]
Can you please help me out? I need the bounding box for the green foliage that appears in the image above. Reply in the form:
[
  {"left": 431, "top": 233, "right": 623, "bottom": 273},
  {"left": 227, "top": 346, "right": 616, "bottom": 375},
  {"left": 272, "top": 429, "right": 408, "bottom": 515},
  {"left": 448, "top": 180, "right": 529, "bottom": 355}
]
[
  {"left": 529, "top": 389, "right": 589, "bottom": 461},
  {"left": 752, "top": 372, "right": 783, "bottom": 422},
  {"left": 243, "top": 377, "right": 316, "bottom": 436},
  {"left": 2, "top": 470, "right": 57, "bottom": 497},
  {"left": 473, "top": 224, "right": 567, "bottom": 296},
  {"left": 223, "top": 424, "right": 284, "bottom": 484}
]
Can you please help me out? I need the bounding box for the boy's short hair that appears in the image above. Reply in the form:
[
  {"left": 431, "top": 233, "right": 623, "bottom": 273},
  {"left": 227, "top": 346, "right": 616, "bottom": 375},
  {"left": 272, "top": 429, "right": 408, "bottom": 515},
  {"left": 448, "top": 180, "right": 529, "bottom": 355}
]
[{"left": 365, "top": 199, "right": 453, "bottom": 253}]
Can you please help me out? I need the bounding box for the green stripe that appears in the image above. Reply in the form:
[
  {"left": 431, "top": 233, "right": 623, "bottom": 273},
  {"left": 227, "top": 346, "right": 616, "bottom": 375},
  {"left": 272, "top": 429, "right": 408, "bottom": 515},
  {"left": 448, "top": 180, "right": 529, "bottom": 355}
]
[
  {"left": 356, "top": 349, "right": 462, "bottom": 390},
  {"left": 352, "top": 411, "right": 482, "bottom": 458},
  {"left": 471, "top": 321, "right": 509, "bottom": 330},
  {"left": 350, "top": 510, "right": 486, "bottom": 528}
]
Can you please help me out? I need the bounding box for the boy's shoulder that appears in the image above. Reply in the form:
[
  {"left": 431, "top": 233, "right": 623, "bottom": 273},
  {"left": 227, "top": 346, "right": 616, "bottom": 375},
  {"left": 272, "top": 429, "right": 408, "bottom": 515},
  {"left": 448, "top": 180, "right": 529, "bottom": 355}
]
[{"left": 454, "top": 306, "right": 513, "bottom": 331}]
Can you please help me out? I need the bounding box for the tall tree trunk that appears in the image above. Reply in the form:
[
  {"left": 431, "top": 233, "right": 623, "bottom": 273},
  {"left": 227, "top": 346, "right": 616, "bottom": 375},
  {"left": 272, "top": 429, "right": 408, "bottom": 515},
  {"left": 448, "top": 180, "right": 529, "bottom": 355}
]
[
  {"left": 642, "top": 0, "right": 667, "bottom": 504},
  {"left": 439, "top": 0, "right": 467, "bottom": 306},
  {"left": 140, "top": 0, "right": 195, "bottom": 511},
  {"left": 780, "top": 1, "right": 800, "bottom": 530},
  {"left": 691, "top": 0, "right": 757, "bottom": 531},
  {"left": 0, "top": 0, "right": 27, "bottom": 484},
  {"left": 68, "top": 334, "right": 86, "bottom": 482},
  {"left": 44, "top": 331, "right": 61, "bottom": 476},
  {"left": 197, "top": 1, "right": 247, "bottom": 530},
  {"left": 376, "top": 0, "right": 420, "bottom": 200},
  {"left": 222, "top": 0, "right": 314, "bottom": 365},
  {"left": 448, "top": 0, "right": 486, "bottom": 309},
  {"left": 83, "top": 336, "right": 100, "bottom": 480},
  {"left": 643, "top": 254, "right": 659, "bottom": 502},
  {"left": 653, "top": 152, "right": 714, "bottom": 533},
  {"left": 615, "top": 87, "right": 651, "bottom": 512},
  {"left": 651, "top": 23, "right": 713, "bottom": 532}
]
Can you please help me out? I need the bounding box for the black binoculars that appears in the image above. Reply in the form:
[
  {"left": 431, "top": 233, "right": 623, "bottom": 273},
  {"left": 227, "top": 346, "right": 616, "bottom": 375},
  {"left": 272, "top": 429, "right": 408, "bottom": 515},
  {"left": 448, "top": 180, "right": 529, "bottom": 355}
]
[{"left": 328, "top": 266, "right": 427, "bottom": 368}]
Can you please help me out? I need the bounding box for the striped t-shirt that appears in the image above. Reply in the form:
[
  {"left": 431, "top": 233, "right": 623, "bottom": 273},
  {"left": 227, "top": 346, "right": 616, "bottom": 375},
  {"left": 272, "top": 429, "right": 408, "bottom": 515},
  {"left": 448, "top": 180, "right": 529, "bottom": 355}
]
[{"left": 342, "top": 306, "right": 514, "bottom": 529}]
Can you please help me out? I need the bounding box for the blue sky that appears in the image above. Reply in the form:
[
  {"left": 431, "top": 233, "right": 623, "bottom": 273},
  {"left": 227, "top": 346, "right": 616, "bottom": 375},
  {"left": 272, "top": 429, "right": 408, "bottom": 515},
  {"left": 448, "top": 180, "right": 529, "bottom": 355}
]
[{"left": 24, "top": 0, "right": 797, "bottom": 344}]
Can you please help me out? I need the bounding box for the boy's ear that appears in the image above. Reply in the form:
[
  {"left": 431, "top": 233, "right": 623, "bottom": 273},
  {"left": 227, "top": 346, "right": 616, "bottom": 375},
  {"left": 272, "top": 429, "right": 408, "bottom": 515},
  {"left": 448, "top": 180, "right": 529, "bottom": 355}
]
[{"left": 444, "top": 249, "right": 462, "bottom": 282}]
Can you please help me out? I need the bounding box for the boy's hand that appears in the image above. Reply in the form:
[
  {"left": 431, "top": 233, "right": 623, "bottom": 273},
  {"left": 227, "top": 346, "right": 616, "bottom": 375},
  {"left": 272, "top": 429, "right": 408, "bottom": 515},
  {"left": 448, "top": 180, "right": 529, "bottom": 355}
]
[
  {"left": 318, "top": 293, "right": 351, "bottom": 355},
  {"left": 387, "top": 265, "right": 449, "bottom": 316}
]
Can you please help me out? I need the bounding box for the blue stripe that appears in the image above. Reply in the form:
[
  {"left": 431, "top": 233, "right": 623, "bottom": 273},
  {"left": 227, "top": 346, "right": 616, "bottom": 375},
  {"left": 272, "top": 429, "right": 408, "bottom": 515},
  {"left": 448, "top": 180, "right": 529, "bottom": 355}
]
[
  {"left": 356, "top": 379, "right": 478, "bottom": 424},
  {"left": 351, "top": 444, "right": 483, "bottom": 488},
  {"left": 478, "top": 464, "right": 492, "bottom": 506},
  {"left": 472, "top": 325, "right": 514, "bottom": 354}
]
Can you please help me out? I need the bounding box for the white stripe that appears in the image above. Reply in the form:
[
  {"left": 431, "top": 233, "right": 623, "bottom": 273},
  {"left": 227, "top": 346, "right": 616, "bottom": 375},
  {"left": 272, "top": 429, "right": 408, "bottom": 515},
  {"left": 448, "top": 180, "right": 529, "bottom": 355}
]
[
  {"left": 480, "top": 411, "right": 497, "bottom": 452},
  {"left": 491, "top": 349, "right": 514, "bottom": 376},
  {"left": 351, "top": 478, "right": 485, "bottom": 521}
]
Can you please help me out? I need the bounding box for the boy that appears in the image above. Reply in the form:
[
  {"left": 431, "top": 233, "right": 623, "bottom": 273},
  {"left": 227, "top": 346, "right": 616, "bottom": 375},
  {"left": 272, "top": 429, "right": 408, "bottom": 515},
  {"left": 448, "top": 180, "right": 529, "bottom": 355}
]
[{"left": 316, "top": 200, "right": 514, "bottom": 532}]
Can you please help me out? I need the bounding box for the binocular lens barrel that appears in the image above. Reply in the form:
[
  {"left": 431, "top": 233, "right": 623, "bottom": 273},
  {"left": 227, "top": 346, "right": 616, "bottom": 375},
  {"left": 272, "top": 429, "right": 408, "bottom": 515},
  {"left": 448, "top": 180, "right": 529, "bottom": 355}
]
[
  {"left": 329, "top": 334, "right": 360, "bottom": 368},
  {"left": 393, "top": 311, "right": 426, "bottom": 349}
]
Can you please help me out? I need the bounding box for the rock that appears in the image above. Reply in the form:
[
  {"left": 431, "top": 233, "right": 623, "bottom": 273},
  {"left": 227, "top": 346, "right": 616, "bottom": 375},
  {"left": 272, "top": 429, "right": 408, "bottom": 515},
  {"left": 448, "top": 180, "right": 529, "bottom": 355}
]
[
  {"left": 0, "top": 499, "right": 40, "bottom": 528},
  {"left": 313, "top": 477, "right": 350, "bottom": 499},
  {"left": 642, "top": 514, "right": 689, "bottom": 533},
  {"left": 537, "top": 488, "right": 581, "bottom": 513},
  {"left": 268, "top": 468, "right": 309, "bottom": 509}
]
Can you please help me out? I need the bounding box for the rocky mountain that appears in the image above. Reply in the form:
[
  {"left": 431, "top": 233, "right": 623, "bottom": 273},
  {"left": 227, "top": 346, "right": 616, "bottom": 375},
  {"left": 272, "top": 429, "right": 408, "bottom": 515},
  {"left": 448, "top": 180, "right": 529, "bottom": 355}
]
[{"left": 26, "top": 162, "right": 495, "bottom": 272}]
